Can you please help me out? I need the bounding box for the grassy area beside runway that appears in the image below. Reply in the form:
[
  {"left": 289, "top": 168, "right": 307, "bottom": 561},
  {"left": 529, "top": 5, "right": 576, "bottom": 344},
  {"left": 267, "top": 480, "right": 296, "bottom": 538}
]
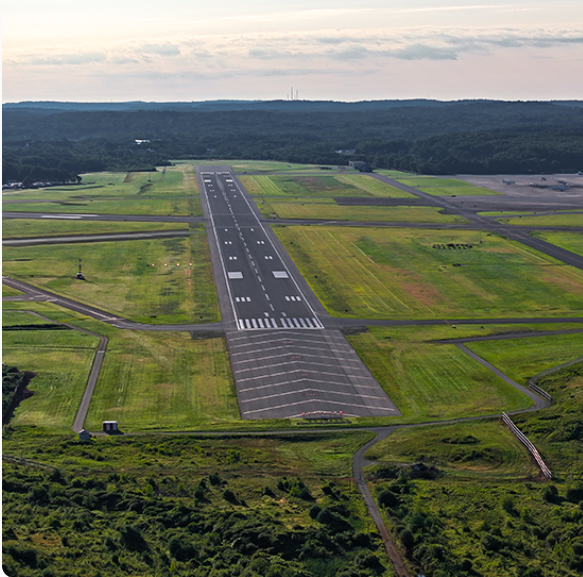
[
  {"left": 333, "top": 174, "right": 414, "bottom": 197},
  {"left": 365, "top": 420, "right": 537, "bottom": 478},
  {"left": 466, "top": 332, "right": 583, "bottom": 385},
  {"left": 2, "top": 303, "right": 239, "bottom": 431},
  {"left": 2, "top": 285, "right": 23, "bottom": 296},
  {"left": 84, "top": 330, "right": 239, "bottom": 431},
  {"left": 2, "top": 165, "right": 203, "bottom": 216},
  {"left": 529, "top": 231, "right": 583, "bottom": 258},
  {"left": 274, "top": 225, "right": 583, "bottom": 320},
  {"left": 240, "top": 174, "right": 413, "bottom": 198},
  {"left": 262, "top": 203, "right": 467, "bottom": 223},
  {"left": 347, "top": 325, "right": 533, "bottom": 422},
  {"left": 1, "top": 219, "right": 190, "bottom": 239},
  {"left": 395, "top": 175, "right": 501, "bottom": 196},
  {"left": 2, "top": 310, "right": 100, "bottom": 431},
  {"left": 2, "top": 233, "right": 220, "bottom": 324},
  {"left": 498, "top": 214, "right": 583, "bottom": 227},
  {"left": 3, "top": 197, "right": 200, "bottom": 216}
]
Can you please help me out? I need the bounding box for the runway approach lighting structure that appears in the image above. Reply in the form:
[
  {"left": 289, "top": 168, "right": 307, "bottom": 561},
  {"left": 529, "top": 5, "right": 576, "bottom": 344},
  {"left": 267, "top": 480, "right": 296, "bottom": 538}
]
[{"left": 76, "top": 259, "right": 86, "bottom": 280}]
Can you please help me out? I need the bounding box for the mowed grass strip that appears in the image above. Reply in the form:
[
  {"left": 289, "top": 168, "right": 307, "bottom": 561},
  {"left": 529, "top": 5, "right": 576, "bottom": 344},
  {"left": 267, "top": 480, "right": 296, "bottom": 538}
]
[
  {"left": 3, "top": 165, "right": 203, "bottom": 216},
  {"left": 2, "top": 285, "right": 23, "bottom": 296},
  {"left": 2, "top": 311, "right": 101, "bottom": 431},
  {"left": 498, "top": 214, "right": 583, "bottom": 228},
  {"left": 531, "top": 231, "right": 583, "bottom": 257},
  {"left": 365, "top": 421, "right": 537, "bottom": 478},
  {"left": 85, "top": 331, "right": 239, "bottom": 431},
  {"left": 2, "top": 219, "right": 188, "bottom": 239},
  {"left": 274, "top": 226, "right": 583, "bottom": 319},
  {"left": 348, "top": 326, "right": 532, "bottom": 421},
  {"left": 396, "top": 176, "right": 500, "bottom": 196},
  {"left": 268, "top": 204, "right": 467, "bottom": 223},
  {"left": 2, "top": 234, "right": 220, "bottom": 324},
  {"left": 241, "top": 175, "right": 362, "bottom": 197},
  {"left": 3, "top": 197, "right": 199, "bottom": 216},
  {"left": 466, "top": 332, "right": 583, "bottom": 385},
  {"left": 334, "top": 174, "right": 415, "bottom": 197}
]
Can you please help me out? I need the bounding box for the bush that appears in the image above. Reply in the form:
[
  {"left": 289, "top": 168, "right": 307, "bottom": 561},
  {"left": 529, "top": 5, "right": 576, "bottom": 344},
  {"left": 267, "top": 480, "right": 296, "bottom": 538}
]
[
  {"left": 223, "top": 489, "right": 238, "bottom": 504},
  {"left": 377, "top": 490, "right": 399, "bottom": 508},
  {"left": 119, "top": 525, "right": 148, "bottom": 552},
  {"left": 543, "top": 485, "right": 559, "bottom": 502},
  {"left": 400, "top": 529, "right": 414, "bottom": 549}
]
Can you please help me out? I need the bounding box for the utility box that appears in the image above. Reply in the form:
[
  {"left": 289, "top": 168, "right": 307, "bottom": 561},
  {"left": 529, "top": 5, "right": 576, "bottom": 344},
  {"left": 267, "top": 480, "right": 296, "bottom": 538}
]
[{"left": 102, "top": 421, "right": 118, "bottom": 432}]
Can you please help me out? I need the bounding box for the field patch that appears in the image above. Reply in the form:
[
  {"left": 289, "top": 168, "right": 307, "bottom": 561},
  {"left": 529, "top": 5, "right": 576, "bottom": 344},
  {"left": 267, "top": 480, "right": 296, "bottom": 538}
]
[
  {"left": 2, "top": 311, "right": 100, "bottom": 430},
  {"left": 274, "top": 226, "right": 583, "bottom": 319},
  {"left": 366, "top": 421, "right": 536, "bottom": 478},
  {"left": 84, "top": 331, "right": 239, "bottom": 431},
  {"left": 348, "top": 326, "right": 532, "bottom": 421},
  {"left": 2, "top": 234, "right": 220, "bottom": 324},
  {"left": 529, "top": 231, "right": 583, "bottom": 258},
  {"left": 2, "top": 219, "right": 189, "bottom": 239},
  {"left": 396, "top": 176, "right": 500, "bottom": 196},
  {"left": 466, "top": 332, "right": 583, "bottom": 385},
  {"left": 334, "top": 174, "right": 414, "bottom": 197},
  {"left": 3, "top": 165, "right": 203, "bottom": 216},
  {"left": 267, "top": 204, "right": 467, "bottom": 223}
]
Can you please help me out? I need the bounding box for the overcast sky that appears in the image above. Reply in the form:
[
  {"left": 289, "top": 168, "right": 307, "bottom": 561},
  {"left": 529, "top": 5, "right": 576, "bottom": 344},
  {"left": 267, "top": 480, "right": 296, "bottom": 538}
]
[{"left": 3, "top": 1, "right": 583, "bottom": 102}]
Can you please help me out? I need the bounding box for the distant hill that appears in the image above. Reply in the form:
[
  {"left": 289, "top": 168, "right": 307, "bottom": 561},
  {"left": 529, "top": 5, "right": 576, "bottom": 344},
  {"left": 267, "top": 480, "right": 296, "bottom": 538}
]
[{"left": 2, "top": 99, "right": 494, "bottom": 113}]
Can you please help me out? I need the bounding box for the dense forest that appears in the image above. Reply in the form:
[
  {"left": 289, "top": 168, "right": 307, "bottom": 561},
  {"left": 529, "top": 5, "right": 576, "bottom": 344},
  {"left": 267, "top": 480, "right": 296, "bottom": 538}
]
[{"left": 3, "top": 100, "right": 583, "bottom": 182}]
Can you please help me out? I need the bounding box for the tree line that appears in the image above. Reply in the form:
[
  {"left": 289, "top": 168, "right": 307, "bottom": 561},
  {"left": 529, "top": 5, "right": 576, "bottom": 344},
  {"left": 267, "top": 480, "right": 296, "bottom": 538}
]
[{"left": 3, "top": 101, "right": 583, "bottom": 182}]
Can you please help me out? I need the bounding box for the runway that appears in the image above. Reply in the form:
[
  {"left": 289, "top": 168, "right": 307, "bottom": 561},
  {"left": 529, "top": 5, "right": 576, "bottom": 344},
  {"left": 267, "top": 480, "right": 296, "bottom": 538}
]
[{"left": 197, "top": 167, "right": 400, "bottom": 418}]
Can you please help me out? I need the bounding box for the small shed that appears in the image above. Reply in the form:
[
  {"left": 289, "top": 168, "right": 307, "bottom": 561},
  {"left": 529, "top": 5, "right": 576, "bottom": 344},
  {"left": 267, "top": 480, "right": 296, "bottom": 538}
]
[
  {"left": 102, "top": 421, "right": 118, "bottom": 432},
  {"left": 78, "top": 429, "right": 91, "bottom": 441}
]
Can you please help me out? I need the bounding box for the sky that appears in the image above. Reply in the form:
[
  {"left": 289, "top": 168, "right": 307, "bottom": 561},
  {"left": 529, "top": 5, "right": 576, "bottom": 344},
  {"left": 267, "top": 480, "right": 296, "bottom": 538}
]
[{"left": 2, "top": 0, "right": 583, "bottom": 102}]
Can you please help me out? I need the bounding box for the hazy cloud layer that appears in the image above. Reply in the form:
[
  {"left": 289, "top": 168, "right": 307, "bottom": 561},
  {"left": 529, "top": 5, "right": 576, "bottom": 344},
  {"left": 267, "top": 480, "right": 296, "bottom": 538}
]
[{"left": 7, "top": 27, "right": 583, "bottom": 70}]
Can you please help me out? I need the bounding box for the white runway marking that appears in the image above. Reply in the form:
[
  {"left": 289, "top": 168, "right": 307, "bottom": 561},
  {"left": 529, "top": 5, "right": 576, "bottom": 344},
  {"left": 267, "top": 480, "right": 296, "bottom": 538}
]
[
  {"left": 273, "top": 271, "right": 289, "bottom": 278},
  {"left": 228, "top": 272, "right": 243, "bottom": 279}
]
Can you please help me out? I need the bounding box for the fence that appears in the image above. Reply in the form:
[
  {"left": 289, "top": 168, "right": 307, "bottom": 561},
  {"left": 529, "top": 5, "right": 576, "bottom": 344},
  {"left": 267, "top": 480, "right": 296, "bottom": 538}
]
[
  {"left": 501, "top": 412, "right": 552, "bottom": 479},
  {"left": 527, "top": 381, "right": 552, "bottom": 402}
]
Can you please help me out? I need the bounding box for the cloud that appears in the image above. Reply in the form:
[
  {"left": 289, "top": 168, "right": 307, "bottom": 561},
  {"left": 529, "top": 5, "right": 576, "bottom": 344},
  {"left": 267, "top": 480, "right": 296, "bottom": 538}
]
[{"left": 6, "top": 26, "right": 583, "bottom": 72}]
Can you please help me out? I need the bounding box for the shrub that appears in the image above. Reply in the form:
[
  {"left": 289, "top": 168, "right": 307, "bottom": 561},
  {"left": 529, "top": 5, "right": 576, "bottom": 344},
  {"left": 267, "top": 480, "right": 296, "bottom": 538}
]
[
  {"left": 119, "top": 525, "right": 148, "bottom": 552},
  {"left": 377, "top": 490, "right": 398, "bottom": 508},
  {"left": 400, "top": 529, "right": 414, "bottom": 549}
]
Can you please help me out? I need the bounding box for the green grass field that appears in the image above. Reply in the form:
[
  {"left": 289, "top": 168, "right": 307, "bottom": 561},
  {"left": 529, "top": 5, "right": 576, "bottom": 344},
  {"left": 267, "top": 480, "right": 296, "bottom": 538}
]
[
  {"left": 264, "top": 203, "right": 468, "bottom": 223},
  {"left": 240, "top": 174, "right": 406, "bottom": 198},
  {"left": 2, "top": 311, "right": 100, "bottom": 431},
  {"left": 466, "top": 332, "right": 583, "bottom": 385},
  {"left": 498, "top": 214, "right": 583, "bottom": 227},
  {"left": 2, "top": 285, "right": 22, "bottom": 296},
  {"left": 1, "top": 219, "right": 189, "bottom": 238},
  {"left": 2, "top": 304, "right": 239, "bottom": 432},
  {"left": 274, "top": 226, "right": 583, "bottom": 319},
  {"left": 84, "top": 331, "right": 239, "bottom": 431},
  {"left": 529, "top": 231, "right": 583, "bottom": 258},
  {"left": 3, "top": 165, "right": 203, "bottom": 216},
  {"left": 333, "top": 175, "right": 414, "bottom": 197},
  {"left": 395, "top": 176, "right": 501, "bottom": 196},
  {"left": 187, "top": 159, "right": 341, "bottom": 173},
  {"left": 365, "top": 420, "right": 537, "bottom": 478},
  {"left": 3, "top": 234, "right": 220, "bottom": 324},
  {"left": 348, "top": 326, "right": 532, "bottom": 422}
]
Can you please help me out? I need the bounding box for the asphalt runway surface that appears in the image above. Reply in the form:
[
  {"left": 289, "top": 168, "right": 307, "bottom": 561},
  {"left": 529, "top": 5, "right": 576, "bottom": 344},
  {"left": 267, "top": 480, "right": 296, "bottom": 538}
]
[
  {"left": 228, "top": 329, "right": 400, "bottom": 419},
  {"left": 196, "top": 166, "right": 404, "bottom": 418}
]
